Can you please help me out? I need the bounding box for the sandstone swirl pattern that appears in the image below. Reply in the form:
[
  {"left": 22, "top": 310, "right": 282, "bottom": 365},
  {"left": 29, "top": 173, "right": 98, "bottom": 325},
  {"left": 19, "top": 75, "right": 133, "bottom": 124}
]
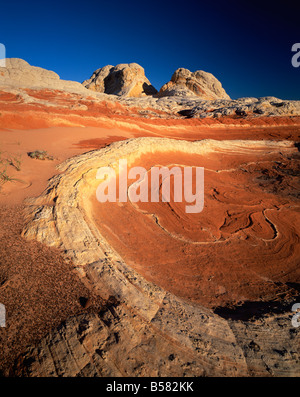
[{"left": 17, "top": 137, "right": 300, "bottom": 377}]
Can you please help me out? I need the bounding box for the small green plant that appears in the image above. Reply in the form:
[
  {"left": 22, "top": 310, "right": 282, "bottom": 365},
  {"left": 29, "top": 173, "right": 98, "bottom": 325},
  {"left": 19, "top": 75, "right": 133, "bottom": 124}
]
[{"left": 0, "top": 150, "right": 23, "bottom": 189}]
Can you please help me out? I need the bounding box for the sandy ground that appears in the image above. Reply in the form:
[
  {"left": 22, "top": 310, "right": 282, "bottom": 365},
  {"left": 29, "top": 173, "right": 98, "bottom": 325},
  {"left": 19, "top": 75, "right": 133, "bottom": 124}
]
[
  {"left": 0, "top": 204, "right": 104, "bottom": 375},
  {"left": 0, "top": 126, "right": 136, "bottom": 205}
]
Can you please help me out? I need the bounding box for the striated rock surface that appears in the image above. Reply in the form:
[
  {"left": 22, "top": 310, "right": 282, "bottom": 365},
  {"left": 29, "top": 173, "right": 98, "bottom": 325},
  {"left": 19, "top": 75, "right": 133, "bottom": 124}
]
[
  {"left": 17, "top": 137, "right": 300, "bottom": 376},
  {"left": 13, "top": 303, "right": 300, "bottom": 377},
  {"left": 158, "top": 68, "right": 230, "bottom": 99},
  {"left": 82, "top": 63, "right": 157, "bottom": 97},
  {"left": 1, "top": 84, "right": 300, "bottom": 132}
]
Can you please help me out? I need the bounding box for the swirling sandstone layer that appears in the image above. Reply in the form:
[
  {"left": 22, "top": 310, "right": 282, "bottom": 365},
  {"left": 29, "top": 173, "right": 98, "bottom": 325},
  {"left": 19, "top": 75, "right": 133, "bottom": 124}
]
[
  {"left": 17, "top": 138, "right": 300, "bottom": 377},
  {"left": 1, "top": 87, "right": 300, "bottom": 143}
]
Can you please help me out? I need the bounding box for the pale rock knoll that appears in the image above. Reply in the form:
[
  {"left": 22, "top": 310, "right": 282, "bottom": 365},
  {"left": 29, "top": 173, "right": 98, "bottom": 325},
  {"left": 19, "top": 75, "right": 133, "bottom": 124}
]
[
  {"left": 0, "top": 58, "right": 92, "bottom": 94},
  {"left": 158, "top": 67, "right": 230, "bottom": 99},
  {"left": 82, "top": 63, "right": 158, "bottom": 97}
]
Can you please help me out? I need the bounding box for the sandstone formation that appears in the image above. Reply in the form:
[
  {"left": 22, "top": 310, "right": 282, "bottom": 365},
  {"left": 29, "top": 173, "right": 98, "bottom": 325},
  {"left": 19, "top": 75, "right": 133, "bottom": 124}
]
[
  {"left": 82, "top": 63, "right": 157, "bottom": 97},
  {"left": 0, "top": 59, "right": 300, "bottom": 377},
  {"left": 1, "top": 84, "right": 300, "bottom": 133},
  {"left": 158, "top": 68, "right": 230, "bottom": 99},
  {"left": 13, "top": 298, "right": 300, "bottom": 377},
  {"left": 18, "top": 137, "right": 300, "bottom": 376},
  {"left": 0, "top": 58, "right": 92, "bottom": 94},
  {"left": 181, "top": 96, "right": 300, "bottom": 118},
  {"left": 1, "top": 59, "right": 300, "bottom": 130}
]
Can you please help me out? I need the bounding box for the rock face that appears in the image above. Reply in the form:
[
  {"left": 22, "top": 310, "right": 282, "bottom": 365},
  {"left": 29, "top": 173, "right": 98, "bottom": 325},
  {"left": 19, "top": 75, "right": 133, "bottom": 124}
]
[
  {"left": 0, "top": 58, "right": 90, "bottom": 94},
  {"left": 13, "top": 302, "right": 300, "bottom": 377},
  {"left": 82, "top": 63, "right": 157, "bottom": 97},
  {"left": 158, "top": 68, "right": 230, "bottom": 99},
  {"left": 178, "top": 96, "right": 300, "bottom": 118}
]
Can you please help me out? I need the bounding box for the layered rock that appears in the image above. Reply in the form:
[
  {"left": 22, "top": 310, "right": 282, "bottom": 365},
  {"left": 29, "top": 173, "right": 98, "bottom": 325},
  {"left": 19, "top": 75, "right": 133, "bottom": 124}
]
[
  {"left": 82, "top": 63, "right": 157, "bottom": 97},
  {"left": 1, "top": 59, "right": 300, "bottom": 125},
  {"left": 13, "top": 302, "right": 300, "bottom": 377},
  {"left": 158, "top": 67, "right": 230, "bottom": 99},
  {"left": 18, "top": 137, "right": 300, "bottom": 376},
  {"left": 181, "top": 96, "right": 300, "bottom": 118}
]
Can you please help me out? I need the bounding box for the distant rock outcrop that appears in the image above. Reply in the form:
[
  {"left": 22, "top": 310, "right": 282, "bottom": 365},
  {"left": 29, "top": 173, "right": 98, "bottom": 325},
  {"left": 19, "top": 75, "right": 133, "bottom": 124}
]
[
  {"left": 0, "top": 58, "right": 89, "bottom": 94},
  {"left": 82, "top": 63, "right": 157, "bottom": 97},
  {"left": 158, "top": 68, "right": 230, "bottom": 100}
]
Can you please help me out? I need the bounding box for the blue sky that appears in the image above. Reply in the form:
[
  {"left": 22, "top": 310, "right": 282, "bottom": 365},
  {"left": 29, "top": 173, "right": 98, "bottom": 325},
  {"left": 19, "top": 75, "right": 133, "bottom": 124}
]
[{"left": 0, "top": 0, "right": 299, "bottom": 99}]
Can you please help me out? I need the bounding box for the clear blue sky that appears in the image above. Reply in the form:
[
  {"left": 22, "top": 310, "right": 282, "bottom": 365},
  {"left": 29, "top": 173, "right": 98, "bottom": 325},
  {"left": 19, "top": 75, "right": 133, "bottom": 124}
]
[{"left": 0, "top": 0, "right": 299, "bottom": 99}]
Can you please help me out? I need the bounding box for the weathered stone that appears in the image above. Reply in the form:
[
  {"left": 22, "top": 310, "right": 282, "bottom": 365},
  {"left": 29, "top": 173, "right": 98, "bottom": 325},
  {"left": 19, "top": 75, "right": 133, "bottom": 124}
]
[
  {"left": 82, "top": 63, "right": 157, "bottom": 97},
  {"left": 0, "top": 58, "right": 92, "bottom": 94},
  {"left": 158, "top": 67, "right": 230, "bottom": 99}
]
